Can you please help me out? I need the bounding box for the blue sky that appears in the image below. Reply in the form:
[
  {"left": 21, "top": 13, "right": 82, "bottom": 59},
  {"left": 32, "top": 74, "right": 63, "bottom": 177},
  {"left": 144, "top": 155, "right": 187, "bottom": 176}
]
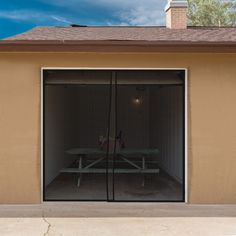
[{"left": 0, "top": 0, "right": 166, "bottom": 39}]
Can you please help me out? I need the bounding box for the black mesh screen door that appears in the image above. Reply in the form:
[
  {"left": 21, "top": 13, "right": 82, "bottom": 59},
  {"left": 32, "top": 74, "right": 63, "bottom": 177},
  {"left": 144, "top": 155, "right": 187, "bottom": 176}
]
[
  {"left": 112, "top": 70, "right": 185, "bottom": 202},
  {"left": 44, "top": 70, "right": 112, "bottom": 201},
  {"left": 44, "top": 69, "right": 185, "bottom": 202}
]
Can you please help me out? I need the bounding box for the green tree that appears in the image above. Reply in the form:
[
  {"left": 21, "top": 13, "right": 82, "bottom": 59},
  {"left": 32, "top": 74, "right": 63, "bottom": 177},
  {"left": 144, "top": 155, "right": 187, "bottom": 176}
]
[{"left": 188, "top": 0, "right": 236, "bottom": 26}]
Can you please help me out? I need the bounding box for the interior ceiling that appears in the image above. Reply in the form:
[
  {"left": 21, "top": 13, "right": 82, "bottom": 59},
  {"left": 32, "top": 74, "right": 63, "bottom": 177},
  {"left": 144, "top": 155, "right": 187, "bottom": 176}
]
[{"left": 44, "top": 70, "right": 184, "bottom": 85}]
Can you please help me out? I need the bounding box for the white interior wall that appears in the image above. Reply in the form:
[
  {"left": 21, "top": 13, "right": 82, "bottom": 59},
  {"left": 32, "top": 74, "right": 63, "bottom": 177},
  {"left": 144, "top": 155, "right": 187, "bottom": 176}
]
[
  {"left": 45, "top": 86, "right": 77, "bottom": 186},
  {"left": 75, "top": 86, "right": 110, "bottom": 147},
  {"left": 74, "top": 86, "right": 149, "bottom": 149},
  {"left": 117, "top": 86, "right": 149, "bottom": 148},
  {"left": 45, "top": 82, "right": 184, "bottom": 186},
  {"left": 150, "top": 86, "right": 184, "bottom": 183}
]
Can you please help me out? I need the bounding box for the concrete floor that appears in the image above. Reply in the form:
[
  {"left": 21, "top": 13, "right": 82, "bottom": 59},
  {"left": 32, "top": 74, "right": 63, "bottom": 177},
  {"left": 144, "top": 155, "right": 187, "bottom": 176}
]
[
  {"left": 45, "top": 172, "right": 183, "bottom": 201},
  {"left": 0, "top": 217, "right": 236, "bottom": 236}
]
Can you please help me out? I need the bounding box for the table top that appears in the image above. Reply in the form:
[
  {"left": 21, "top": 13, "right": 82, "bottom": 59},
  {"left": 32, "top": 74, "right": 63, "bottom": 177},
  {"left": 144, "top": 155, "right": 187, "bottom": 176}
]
[
  {"left": 66, "top": 148, "right": 159, "bottom": 156},
  {"left": 119, "top": 149, "right": 159, "bottom": 156}
]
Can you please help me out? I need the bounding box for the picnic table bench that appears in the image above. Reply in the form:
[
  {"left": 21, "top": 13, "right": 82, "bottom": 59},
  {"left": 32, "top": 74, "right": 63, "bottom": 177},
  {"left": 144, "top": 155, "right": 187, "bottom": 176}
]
[{"left": 61, "top": 148, "right": 160, "bottom": 187}]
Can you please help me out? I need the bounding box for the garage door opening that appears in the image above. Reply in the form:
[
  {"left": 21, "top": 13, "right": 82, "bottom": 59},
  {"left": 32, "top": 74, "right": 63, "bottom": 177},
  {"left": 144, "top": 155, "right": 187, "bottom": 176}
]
[{"left": 43, "top": 69, "right": 186, "bottom": 202}]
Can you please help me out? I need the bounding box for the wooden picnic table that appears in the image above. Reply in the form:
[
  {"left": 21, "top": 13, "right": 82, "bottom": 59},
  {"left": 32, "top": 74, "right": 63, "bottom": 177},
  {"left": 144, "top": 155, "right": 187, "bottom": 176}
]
[{"left": 61, "top": 148, "right": 160, "bottom": 187}]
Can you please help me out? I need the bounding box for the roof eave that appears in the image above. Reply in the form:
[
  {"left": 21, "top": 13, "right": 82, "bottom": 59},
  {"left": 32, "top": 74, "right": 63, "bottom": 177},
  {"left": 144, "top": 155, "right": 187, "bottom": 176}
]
[{"left": 1, "top": 40, "right": 236, "bottom": 53}]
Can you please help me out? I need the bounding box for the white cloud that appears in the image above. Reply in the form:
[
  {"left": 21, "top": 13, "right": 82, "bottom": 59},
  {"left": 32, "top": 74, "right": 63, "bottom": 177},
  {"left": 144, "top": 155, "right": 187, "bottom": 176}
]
[
  {"left": 0, "top": 10, "right": 72, "bottom": 25},
  {"left": 40, "top": 0, "right": 166, "bottom": 25},
  {"left": 0, "top": 0, "right": 167, "bottom": 26},
  {"left": 50, "top": 15, "right": 72, "bottom": 24},
  {"left": 92, "top": 0, "right": 166, "bottom": 25},
  {"left": 0, "top": 10, "right": 45, "bottom": 21},
  {"left": 117, "top": 6, "right": 165, "bottom": 26},
  {"left": 43, "top": 0, "right": 165, "bottom": 9}
]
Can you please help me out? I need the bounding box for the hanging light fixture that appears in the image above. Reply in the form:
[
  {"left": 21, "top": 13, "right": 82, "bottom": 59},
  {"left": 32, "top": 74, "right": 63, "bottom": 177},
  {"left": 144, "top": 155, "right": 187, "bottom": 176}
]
[
  {"left": 134, "top": 96, "right": 141, "bottom": 105},
  {"left": 133, "top": 86, "right": 145, "bottom": 105}
]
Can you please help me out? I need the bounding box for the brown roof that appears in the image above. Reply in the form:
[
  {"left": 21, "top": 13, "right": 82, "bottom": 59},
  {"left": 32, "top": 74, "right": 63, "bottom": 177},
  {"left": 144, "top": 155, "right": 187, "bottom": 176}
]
[
  {"left": 1, "top": 26, "right": 236, "bottom": 53},
  {"left": 4, "top": 26, "right": 236, "bottom": 43}
]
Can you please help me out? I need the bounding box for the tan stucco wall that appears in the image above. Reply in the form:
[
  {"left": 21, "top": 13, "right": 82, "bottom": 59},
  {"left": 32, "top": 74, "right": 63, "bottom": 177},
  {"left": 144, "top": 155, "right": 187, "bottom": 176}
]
[{"left": 0, "top": 52, "right": 236, "bottom": 204}]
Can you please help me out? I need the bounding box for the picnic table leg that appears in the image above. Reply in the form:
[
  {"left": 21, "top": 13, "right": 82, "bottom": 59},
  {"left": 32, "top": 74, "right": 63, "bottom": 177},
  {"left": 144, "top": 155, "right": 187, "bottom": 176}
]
[
  {"left": 77, "top": 155, "right": 82, "bottom": 187},
  {"left": 142, "top": 156, "right": 145, "bottom": 187}
]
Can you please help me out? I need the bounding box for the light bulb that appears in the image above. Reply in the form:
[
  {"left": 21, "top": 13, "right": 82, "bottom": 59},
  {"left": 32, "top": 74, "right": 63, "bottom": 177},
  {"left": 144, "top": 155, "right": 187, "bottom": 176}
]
[{"left": 134, "top": 97, "right": 141, "bottom": 104}]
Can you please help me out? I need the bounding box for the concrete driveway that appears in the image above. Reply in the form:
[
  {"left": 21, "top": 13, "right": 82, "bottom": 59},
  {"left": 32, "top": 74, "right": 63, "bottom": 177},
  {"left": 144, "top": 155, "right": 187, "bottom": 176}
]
[
  {"left": 0, "top": 204, "right": 236, "bottom": 235},
  {"left": 0, "top": 217, "right": 236, "bottom": 236}
]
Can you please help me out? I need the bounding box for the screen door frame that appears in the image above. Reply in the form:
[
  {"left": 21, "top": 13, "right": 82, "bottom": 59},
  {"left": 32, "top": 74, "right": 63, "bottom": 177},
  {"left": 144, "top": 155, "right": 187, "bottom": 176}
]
[{"left": 41, "top": 67, "right": 188, "bottom": 203}]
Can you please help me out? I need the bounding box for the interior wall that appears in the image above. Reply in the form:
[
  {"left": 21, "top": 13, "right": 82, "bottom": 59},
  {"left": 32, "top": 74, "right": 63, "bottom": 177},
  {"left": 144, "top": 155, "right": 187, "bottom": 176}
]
[
  {"left": 117, "top": 86, "right": 149, "bottom": 148},
  {"left": 45, "top": 86, "right": 77, "bottom": 186},
  {"left": 70, "top": 86, "right": 149, "bottom": 150},
  {"left": 74, "top": 86, "right": 109, "bottom": 148},
  {"left": 44, "top": 82, "right": 184, "bottom": 189},
  {"left": 45, "top": 84, "right": 150, "bottom": 186},
  {"left": 150, "top": 86, "right": 183, "bottom": 183}
]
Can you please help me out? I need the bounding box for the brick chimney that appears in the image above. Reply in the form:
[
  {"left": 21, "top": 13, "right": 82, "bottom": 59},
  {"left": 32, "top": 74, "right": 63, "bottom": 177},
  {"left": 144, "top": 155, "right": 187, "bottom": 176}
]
[{"left": 165, "top": 0, "right": 188, "bottom": 29}]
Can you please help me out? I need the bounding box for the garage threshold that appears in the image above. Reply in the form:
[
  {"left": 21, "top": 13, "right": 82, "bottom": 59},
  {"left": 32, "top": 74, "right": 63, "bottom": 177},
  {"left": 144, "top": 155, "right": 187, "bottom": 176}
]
[{"left": 0, "top": 203, "right": 236, "bottom": 217}]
